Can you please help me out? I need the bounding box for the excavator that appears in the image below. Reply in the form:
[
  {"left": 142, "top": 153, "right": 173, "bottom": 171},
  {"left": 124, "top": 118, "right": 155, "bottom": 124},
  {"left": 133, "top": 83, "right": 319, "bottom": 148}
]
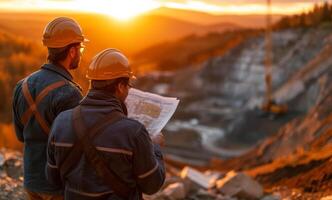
[{"left": 260, "top": 0, "right": 288, "bottom": 116}]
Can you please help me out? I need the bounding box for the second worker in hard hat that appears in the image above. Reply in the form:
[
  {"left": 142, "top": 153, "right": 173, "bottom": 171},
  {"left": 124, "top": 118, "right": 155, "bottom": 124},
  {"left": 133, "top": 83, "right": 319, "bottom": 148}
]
[
  {"left": 12, "top": 17, "right": 88, "bottom": 200},
  {"left": 46, "top": 48, "right": 166, "bottom": 199}
]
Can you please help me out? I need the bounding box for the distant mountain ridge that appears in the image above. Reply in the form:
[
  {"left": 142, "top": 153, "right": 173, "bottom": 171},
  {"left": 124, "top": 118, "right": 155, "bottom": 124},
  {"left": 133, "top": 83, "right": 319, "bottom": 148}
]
[{"left": 149, "top": 7, "right": 284, "bottom": 27}]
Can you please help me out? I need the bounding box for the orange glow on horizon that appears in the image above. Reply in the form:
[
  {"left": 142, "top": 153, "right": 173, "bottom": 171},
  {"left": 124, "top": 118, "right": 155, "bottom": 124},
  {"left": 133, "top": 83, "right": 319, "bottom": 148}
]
[
  {"left": 162, "top": 1, "right": 318, "bottom": 15},
  {"left": 71, "top": 0, "right": 160, "bottom": 21},
  {"left": 0, "top": 0, "right": 325, "bottom": 17}
]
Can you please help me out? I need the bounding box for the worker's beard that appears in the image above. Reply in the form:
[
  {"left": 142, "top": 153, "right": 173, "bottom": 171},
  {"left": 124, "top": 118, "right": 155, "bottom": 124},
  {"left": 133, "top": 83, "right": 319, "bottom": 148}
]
[
  {"left": 69, "top": 54, "right": 80, "bottom": 70},
  {"left": 120, "top": 100, "right": 128, "bottom": 116}
]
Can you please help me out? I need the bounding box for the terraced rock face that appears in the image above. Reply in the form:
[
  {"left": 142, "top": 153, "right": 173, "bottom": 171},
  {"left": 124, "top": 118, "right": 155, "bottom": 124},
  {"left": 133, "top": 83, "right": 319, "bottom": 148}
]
[
  {"left": 210, "top": 29, "right": 332, "bottom": 196},
  {"left": 136, "top": 26, "right": 332, "bottom": 163}
]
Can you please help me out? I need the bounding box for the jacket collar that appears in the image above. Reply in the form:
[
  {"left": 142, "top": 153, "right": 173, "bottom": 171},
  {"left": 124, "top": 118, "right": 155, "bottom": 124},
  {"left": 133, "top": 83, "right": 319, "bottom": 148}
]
[
  {"left": 41, "top": 63, "right": 83, "bottom": 92},
  {"left": 80, "top": 89, "right": 128, "bottom": 115},
  {"left": 41, "top": 63, "right": 73, "bottom": 82}
]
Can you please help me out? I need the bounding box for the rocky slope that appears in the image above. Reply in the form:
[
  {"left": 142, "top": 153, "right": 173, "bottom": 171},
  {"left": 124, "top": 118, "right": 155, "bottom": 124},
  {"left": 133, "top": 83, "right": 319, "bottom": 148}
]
[
  {"left": 126, "top": 24, "right": 332, "bottom": 199},
  {"left": 213, "top": 48, "right": 332, "bottom": 197},
  {"left": 135, "top": 25, "right": 332, "bottom": 164}
]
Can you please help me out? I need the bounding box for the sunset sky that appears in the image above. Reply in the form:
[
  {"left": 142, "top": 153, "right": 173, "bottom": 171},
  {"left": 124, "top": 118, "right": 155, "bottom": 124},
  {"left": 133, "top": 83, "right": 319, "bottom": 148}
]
[{"left": 0, "top": 0, "right": 330, "bottom": 20}]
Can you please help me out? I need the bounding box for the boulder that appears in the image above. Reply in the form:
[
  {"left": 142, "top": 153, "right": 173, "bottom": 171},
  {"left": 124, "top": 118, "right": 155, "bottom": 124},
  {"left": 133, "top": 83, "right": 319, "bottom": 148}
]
[
  {"left": 180, "top": 167, "right": 216, "bottom": 189},
  {"left": 162, "top": 182, "right": 186, "bottom": 200},
  {"left": 204, "top": 170, "right": 225, "bottom": 182},
  {"left": 4, "top": 158, "right": 23, "bottom": 179},
  {"left": 216, "top": 171, "right": 263, "bottom": 199}
]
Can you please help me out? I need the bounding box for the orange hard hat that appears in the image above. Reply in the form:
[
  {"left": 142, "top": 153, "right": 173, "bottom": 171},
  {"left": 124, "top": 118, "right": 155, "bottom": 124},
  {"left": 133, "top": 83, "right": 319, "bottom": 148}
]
[
  {"left": 42, "top": 17, "right": 88, "bottom": 48},
  {"left": 86, "top": 48, "right": 135, "bottom": 80}
]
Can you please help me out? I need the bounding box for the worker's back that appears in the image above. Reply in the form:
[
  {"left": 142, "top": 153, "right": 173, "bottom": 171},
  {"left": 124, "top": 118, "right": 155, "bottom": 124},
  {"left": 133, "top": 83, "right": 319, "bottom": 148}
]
[
  {"left": 46, "top": 89, "right": 165, "bottom": 199},
  {"left": 12, "top": 63, "right": 83, "bottom": 194}
]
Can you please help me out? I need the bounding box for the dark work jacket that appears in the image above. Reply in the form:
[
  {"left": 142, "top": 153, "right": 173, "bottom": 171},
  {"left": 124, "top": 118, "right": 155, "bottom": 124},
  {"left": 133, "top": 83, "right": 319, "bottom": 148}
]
[
  {"left": 12, "top": 63, "right": 83, "bottom": 194},
  {"left": 46, "top": 90, "right": 166, "bottom": 200}
]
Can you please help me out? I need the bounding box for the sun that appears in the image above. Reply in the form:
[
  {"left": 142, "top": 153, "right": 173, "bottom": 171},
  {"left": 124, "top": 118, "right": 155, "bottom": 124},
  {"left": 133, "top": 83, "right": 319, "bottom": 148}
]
[
  {"left": 107, "top": 0, "right": 159, "bottom": 20},
  {"left": 73, "top": 0, "right": 159, "bottom": 21}
]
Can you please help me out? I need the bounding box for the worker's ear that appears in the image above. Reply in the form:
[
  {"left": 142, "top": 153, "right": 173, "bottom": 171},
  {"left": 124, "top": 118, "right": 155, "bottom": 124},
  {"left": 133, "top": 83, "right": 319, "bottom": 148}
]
[
  {"left": 119, "top": 82, "right": 128, "bottom": 93},
  {"left": 69, "top": 46, "right": 77, "bottom": 59},
  {"left": 115, "top": 82, "right": 126, "bottom": 95},
  {"left": 114, "top": 82, "right": 129, "bottom": 102}
]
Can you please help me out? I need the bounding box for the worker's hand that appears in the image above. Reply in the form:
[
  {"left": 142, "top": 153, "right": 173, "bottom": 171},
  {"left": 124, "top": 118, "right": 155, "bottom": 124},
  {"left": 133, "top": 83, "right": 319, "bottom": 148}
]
[{"left": 151, "top": 133, "right": 165, "bottom": 147}]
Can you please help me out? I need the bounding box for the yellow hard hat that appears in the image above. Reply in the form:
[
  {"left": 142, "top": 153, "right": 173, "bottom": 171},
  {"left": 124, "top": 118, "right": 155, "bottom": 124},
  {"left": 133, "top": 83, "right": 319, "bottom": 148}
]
[
  {"left": 86, "top": 48, "right": 135, "bottom": 80},
  {"left": 42, "top": 17, "right": 88, "bottom": 48}
]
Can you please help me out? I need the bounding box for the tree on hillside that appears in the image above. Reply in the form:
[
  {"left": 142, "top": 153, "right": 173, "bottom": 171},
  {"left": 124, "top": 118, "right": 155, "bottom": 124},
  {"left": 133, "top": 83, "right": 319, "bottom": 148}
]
[
  {"left": 276, "top": 17, "right": 291, "bottom": 29},
  {"left": 321, "top": 2, "right": 332, "bottom": 22},
  {"left": 0, "top": 32, "right": 45, "bottom": 123},
  {"left": 0, "top": 79, "right": 7, "bottom": 115},
  {"left": 299, "top": 13, "right": 307, "bottom": 27},
  {"left": 274, "top": 2, "right": 332, "bottom": 29}
]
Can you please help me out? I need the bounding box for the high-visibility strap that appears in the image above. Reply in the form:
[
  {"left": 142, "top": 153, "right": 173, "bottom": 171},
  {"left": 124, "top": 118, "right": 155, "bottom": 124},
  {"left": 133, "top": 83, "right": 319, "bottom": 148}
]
[{"left": 21, "top": 78, "right": 66, "bottom": 135}]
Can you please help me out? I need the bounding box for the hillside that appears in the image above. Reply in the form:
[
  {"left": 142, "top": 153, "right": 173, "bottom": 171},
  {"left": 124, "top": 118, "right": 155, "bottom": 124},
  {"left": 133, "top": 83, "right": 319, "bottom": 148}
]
[
  {"left": 150, "top": 7, "right": 283, "bottom": 27},
  {"left": 0, "top": 29, "right": 45, "bottom": 149},
  {"left": 0, "top": 11, "right": 237, "bottom": 55},
  {"left": 213, "top": 36, "right": 332, "bottom": 197},
  {"left": 134, "top": 24, "right": 332, "bottom": 158},
  {"left": 125, "top": 23, "right": 332, "bottom": 199},
  {"left": 132, "top": 29, "right": 261, "bottom": 73},
  {"left": 130, "top": 4, "right": 332, "bottom": 198}
]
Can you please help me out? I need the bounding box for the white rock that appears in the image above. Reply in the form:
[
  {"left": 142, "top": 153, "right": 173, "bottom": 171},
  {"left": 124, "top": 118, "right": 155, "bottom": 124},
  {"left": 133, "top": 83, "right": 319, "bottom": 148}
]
[
  {"left": 162, "top": 182, "right": 186, "bottom": 200},
  {"left": 321, "top": 196, "right": 332, "bottom": 200},
  {"left": 180, "top": 167, "right": 216, "bottom": 189},
  {"left": 216, "top": 171, "right": 263, "bottom": 200},
  {"left": 274, "top": 80, "right": 304, "bottom": 103},
  {"left": 204, "top": 170, "right": 224, "bottom": 184},
  {"left": 153, "top": 84, "right": 169, "bottom": 95}
]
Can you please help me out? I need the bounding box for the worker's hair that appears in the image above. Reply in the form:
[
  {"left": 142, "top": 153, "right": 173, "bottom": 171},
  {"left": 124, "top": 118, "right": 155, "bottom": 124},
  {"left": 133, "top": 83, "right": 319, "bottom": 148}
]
[
  {"left": 47, "top": 43, "right": 80, "bottom": 64},
  {"left": 90, "top": 77, "right": 129, "bottom": 94}
]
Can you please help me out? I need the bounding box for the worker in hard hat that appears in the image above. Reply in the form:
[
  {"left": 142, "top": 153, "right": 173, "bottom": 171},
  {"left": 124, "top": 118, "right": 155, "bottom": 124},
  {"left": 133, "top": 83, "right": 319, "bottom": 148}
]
[
  {"left": 46, "top": 48, "right": 165, "bottom": 199},
  {"left": 12, "top": 17, "right": 87, "bottom": 200}
]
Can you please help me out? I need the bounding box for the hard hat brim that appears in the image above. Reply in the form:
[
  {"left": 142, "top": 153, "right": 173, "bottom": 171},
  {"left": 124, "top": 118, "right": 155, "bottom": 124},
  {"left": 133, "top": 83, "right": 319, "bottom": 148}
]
[{"left": 86, "top": 73, "right": 136, "bottom": 80}]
